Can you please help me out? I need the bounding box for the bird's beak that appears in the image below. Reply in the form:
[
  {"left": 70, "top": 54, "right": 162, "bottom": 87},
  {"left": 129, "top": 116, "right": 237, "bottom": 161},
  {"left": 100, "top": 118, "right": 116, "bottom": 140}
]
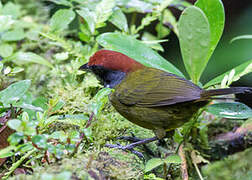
[{"left": 79, "top": 63, "right": 89, "bottom": 70}]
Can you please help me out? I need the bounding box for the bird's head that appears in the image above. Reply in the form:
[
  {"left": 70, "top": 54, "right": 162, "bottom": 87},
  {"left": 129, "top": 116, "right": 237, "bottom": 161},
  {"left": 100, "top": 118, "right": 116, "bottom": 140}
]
[{"left": 79, "top": 50, "right": 143, "bottom": 88}]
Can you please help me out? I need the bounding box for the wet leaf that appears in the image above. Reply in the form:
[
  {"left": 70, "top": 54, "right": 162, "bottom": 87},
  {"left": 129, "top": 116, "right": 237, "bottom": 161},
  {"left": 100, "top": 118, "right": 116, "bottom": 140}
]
[
  {"left": 195, "top": 0, "right": 225, "bottom": 61},
  {"left": 178, "top": 6, "right": 210, "bottom": 84},
  {"left": 206, "top": 102, "right": 252, "bottom": 119},
  {"left": 97, "top": 32, "right": 184, "bottom": 77}
]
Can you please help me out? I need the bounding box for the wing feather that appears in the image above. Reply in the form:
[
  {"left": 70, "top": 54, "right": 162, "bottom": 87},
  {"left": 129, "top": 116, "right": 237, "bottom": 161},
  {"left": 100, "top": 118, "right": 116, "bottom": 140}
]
[{"left": 112, "top": 67, "right": 203, "bottom": 107}]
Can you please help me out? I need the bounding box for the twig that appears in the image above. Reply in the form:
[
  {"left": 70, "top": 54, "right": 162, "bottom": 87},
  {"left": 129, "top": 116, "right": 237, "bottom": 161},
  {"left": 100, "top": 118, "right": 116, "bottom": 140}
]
[{"left": 179, "top": 143, "right": 188, "bottom": 180}]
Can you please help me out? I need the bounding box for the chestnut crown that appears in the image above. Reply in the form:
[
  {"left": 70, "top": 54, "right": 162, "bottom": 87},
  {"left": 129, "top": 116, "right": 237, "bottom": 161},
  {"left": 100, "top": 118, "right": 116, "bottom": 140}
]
[{"left": 79, "top": 50, "right": 144, "bottom": 88}]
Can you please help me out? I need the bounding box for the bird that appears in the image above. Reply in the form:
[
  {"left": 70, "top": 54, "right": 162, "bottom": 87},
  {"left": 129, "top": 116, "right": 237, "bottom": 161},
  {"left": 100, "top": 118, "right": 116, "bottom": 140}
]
[{"left": 79, "top": 49, "right": 251, "bottom": 155}]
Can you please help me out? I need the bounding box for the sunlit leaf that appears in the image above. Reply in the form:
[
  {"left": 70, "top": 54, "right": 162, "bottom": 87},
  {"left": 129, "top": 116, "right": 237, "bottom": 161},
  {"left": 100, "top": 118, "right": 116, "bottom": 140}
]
[
  {"left": 97, "top": 32, "right": 184, "bottom": 77},
  {"left": 206, "top": 102, "right": 252, "bottom": 119},
  {"left": 204, "top": 59, "right": 252, "bottom": 88},
  {"left": 178, "top": 6, "right": 211, "bottom": 84}
]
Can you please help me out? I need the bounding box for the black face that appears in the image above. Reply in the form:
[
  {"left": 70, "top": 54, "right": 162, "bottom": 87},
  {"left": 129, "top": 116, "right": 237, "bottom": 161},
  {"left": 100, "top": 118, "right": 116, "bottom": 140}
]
[{"left": 79, "top": 63, "right": 126, "bottom": 88}]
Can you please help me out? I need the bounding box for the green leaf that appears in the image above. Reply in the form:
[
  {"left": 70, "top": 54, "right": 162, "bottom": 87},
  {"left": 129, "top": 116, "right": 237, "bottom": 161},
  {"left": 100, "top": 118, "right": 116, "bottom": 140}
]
[
  {"left": 0, "top": 80, "right": 31, "bottom": 105},
  {"left": 206, "top": 102, "right": 252, "bottom": 119},
  {"left": 7, "top": 119, "right": 22, "bottom": 131},
  {"left": 155, "top": 23, "right": 170, "bottom": 39},
  {"left": 195, "top": 0, "right": 225, "bottom": 62},
  {"left": 9, "top": 52, "right": 53, "bottom": 68},
  {"left": 0, "top": 44, "right": 13, "bottom": 57},
  {"left": 32, "top": 135, "right": 48, "bottom": 149},
  {"left": 76, "top": 8, "right": 96, "bottom": 34},
  {"left": 163, "top": 155, "right": 182, "bottom": 164},
  {"left": 51, "top": 99, "right": 65, "bottom": 112},
  {"left": 204, "top": 59, "right": 252, "bottom": 88},
  {"left": 163, "top": 9, "right": 178, "bottom": 36},
  {"left": 144, "top": 158, "right": 164, "bottom": 173},
  {"left": 95, "top": 0, "right": 115, "bottom": 28},
  {"left": 0, "top": 15, "right": 14, "bottom": 32},
  {"left": 50, "top": 9, "right": 75, "bottom": 31},
  {"left": 1, "top": 2, "right": 21, "bottom": 19},
  {"left": 109, "top": 8, "right": 128, "bottom": 32},
  {"left": 230, "top": 35, "right": 252, "bottom": 43},
  {"left": 2, "top": 29, "right": 25, "bottom": 41},
  {"left": 97, "top": 32, "right": 184, "bottom": 77},
  {"left": 0, "top": 146, "right": 16, "bottom": 158},
  {"left": 178, "top": 6, "right": 211, "bottom": 84},
  {"left": 0, "top": 62, "right": 3, "bottom": 72}
]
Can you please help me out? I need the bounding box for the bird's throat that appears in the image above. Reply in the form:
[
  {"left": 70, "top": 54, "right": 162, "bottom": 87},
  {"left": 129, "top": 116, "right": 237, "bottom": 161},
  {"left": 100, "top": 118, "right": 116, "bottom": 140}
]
[{"left": 89, "top": 65, "right": 126, "bottom": 88}]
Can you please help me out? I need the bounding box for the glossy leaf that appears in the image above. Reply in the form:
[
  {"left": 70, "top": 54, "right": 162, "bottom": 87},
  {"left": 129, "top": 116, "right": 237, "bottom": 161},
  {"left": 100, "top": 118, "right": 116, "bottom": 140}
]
[
  {"left": 195, "top": 0, "right": 225, "bottom": 61},
  {"left": 230, "top": 35, "right": 252, "bottom": 43},
  {"left": 109, "top": 8, "right": 128, "bottom": 32},
  {"left": 97, "top": 32, "right": 184, "bottom": 77},
  {"left": 206, "top": 102, "right": 252, "bottom": 119},
  {"left": 144, "top": 158, "right": 164, "bottom": 173},
  {"left": 178, "top": 6, "right": 211, "bottom": 84},
  {"left": 0, "top": 80, "right": 31, "bottom": 105},
  {"left": 50, "top": 9, "right": 75, "bottom": 31},
  {"left": 204, "top": 59, "right": 252, "bottom": 88},
  {"left": 9, "top": 52, "right": 53, "bottom": 68}
]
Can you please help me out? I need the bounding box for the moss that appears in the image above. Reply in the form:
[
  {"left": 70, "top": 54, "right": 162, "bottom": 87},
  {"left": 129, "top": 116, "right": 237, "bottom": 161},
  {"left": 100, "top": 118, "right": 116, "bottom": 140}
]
[
  {"left": 10, "top": 151, "right": 143, "bottom": 180},
  {"left": 202, "top": 148, "right": 252, "bottom": 180}
]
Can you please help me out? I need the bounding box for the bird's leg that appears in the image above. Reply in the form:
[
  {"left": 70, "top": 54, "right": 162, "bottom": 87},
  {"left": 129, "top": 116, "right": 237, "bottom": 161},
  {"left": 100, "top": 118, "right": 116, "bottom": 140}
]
[
  {"left": 105, "top": 136, "right": 158, "bottom": 158},
  {"left": 117, "top": 133, "right": 156, "bottom": 156}
]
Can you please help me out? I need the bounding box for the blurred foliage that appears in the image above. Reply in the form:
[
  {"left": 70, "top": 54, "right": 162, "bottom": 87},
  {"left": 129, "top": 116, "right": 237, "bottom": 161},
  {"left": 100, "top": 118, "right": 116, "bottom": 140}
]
[{"left": 0, "top": 0, "right": 251, "bottom": 179}]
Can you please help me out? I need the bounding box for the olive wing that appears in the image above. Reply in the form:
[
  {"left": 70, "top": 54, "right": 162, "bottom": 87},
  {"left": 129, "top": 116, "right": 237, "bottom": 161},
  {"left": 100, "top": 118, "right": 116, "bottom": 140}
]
[{"left": 112, "top": 67, "right": 203, "bottom": 107}]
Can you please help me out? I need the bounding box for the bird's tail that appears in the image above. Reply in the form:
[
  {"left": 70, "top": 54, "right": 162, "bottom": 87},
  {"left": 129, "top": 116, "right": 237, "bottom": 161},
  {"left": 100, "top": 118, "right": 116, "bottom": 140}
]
[{"left": 201, "top": 87, "right": 252, "bottom": 98}]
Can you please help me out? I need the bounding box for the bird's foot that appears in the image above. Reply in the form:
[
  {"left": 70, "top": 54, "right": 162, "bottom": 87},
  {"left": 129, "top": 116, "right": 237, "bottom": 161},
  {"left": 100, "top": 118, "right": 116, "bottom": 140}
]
[{"left": 105, "top": 136, "right": 158, "bottom": 158}]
